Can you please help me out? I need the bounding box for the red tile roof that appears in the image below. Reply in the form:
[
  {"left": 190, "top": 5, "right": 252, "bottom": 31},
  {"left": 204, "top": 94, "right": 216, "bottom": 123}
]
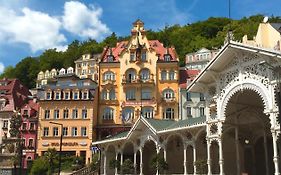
[
  {"left": 179, "top": 69, "right": 200, "bottom": 89},
  {"left": 101, "top": 40, "right": 178, "bottom": 62},
  {"left": 0, "top": 78, "right": 31, "bottom": 111}
]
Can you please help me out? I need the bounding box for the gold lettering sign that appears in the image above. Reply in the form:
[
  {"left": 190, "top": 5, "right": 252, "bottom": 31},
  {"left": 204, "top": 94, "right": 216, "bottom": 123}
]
[{"left": 51, "top": 142, "right": 79, "bottom": 146}]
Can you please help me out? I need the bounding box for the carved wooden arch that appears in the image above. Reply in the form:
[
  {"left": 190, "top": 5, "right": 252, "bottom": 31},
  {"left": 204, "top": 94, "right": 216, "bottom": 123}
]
[{"left": 219, "top": 80, "right": 271, "bottom": 120}]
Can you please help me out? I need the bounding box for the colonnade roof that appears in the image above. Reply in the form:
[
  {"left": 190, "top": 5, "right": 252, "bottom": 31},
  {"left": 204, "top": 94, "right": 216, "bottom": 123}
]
[{"left": 92, "top": 116, "right": 206, "bottom": 145}]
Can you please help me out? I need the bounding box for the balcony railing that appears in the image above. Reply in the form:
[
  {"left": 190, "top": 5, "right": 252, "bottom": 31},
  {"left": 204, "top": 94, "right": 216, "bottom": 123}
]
[
  {"left": 102, "top": 79, "right": 116, "bottom": 86},
  {"left": 121, "top": 98, "right": 156, "bottom": 107},
  {"left": 162, "top": 97, "right": 176, "bottom": 103},
  {"left": 122, "top": 75, "right": 154, "bottom": 84}
]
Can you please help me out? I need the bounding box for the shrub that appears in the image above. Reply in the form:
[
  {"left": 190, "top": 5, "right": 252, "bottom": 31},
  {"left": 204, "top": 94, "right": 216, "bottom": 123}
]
[
  {"left": 30, "top": 157, "right": 48, "bottom": 175},
  {"left": 121, "top": 159, "right": 134, "bottom": 174}
]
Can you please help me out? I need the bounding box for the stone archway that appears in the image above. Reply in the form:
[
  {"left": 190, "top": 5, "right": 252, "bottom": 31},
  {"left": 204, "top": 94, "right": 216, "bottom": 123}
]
[
  {"left": 166, "top": 134, "right": 184, "bottom": 174},
  {"left": 222, "top": 89, "right": 274, "bottom": 175}
]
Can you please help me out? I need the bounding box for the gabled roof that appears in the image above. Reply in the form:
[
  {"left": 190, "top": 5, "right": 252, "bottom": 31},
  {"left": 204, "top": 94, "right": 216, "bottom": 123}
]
[
  {"left": 187, "top": 41, "right": 281, "bottom": 93},
  {"left": 92, "top": 116, "right": 206, "bottom": 145},
  {"left": 270, "top": 23, "right": 281, "bottom": 33},
  {"left": 179, "top": 68, "right": 200, "bottom": 89}
]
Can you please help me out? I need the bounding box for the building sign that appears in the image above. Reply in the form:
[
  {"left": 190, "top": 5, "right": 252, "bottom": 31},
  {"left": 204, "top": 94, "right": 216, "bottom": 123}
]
[{"left": 51, "top": 142, "right": 79, "bottom": 147}]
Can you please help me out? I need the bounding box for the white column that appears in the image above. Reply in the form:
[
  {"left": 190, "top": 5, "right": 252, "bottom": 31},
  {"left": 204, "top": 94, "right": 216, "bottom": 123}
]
[
  {"left": 164, "top": 148, "right": 167, "bottom": 161},
  {"left": 218, "top": 138, "right": 224, "bottom": 175},
  {"left": 156, "top": 146, "right": 160, "bottom": 175},
  {"left": 193, "top": 145, "right": 197, "bottom": 175},
  {"left": 120, "top": 151, "right": 123, "bottom": 174},
  {"left": 115, "top": 153, "right": 118, "bottom": 175},
  {"left": 103, "top": 153, "right": 107, "bottom": 175},
  {"left": 264, "top": 131, "right": 269, "bottom": 175},
  {"left": 272, "top": 131, "right": 280, "bottom": 175},
  {"left": 207, "top": 140, "right": 212, "bottom": 175},
  {"left": 184, "top": 145, "right": 187, "bottom": 175},
  {"left": 140, "top": 147, "right": 143, "bottom": 175},
  {"left": 235, "top": 127, "right": 240, "bottom": 175},
  {"left": 134, "top": 151, "right": 137, "bottom": 175}
]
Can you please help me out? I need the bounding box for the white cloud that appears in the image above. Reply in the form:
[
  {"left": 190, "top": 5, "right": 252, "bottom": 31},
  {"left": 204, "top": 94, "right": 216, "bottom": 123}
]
[
  {"left": 62, "top": 1, "right": 110, "bottom": 40},
  {"left": 0, "top": 7, "right": 66, "bottom": 52},
  {"left": 0, "top": 62, "right": 4, "bottom": 74}
]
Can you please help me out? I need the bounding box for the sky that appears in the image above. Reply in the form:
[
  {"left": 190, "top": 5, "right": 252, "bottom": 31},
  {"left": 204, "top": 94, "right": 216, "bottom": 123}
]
[{"left": 0, "top": 0, "right": 281, "bottom": 74}]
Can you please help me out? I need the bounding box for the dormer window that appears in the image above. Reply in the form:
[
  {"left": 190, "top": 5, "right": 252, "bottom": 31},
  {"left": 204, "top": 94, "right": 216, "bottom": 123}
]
[
  {"left": 55, "top": 92, "right": 61, "bottom": 100},
  {"left": 46, "top": 92, "right": 52, "bottom": 100},
  {"left": 82, "top": 91, "right": 88, "bottom": 99},
  {"left": 164, "top": 54, "right": 171, "bottom": 61},
  {"left": 73, "top": 92, "right": 79, "bottom": 100},
  {"left": 107, "top": 55, "right": 114, "bottom": 62},
  {"left": 64, "top": 92, "right": 70, "bottom": 100}
]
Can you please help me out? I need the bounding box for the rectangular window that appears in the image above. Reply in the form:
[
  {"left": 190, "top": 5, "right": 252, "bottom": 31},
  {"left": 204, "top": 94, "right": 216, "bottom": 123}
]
[
  {"left": 44, "top": 110, "right": 50, "bottom": 119},
  {"left": 141, "top": 89, "right": 151, "bottom": 100},
  {"left": 3, "top": 120, "right": 8, "bottom": 129},
  {"left": 72, "top": 127, "right": 78, "bottom": 136},
  {"left": 186, "top": 92, "right": 191, "bottom": 101},
  {"left": 161, "top": 71, "right": 167, "bottom": 80},
  {"left": 46, "top": 92, "right": 51, "bottom": 100},
  {"left": 81, "top": 127, "right": 87, "bottom": 136},
  {"left": 200, "top": 107, "right": 205, "bottom": 116},
  {"left": 30, "top": 122, "right": 35, "bottom": 130},
  {"left": 23, "top": 110, "right": 28, "bottom": 116},
  {"left": 187, "top": 107, "right": 192, "bottom": 116},
  {"left": 22, "top": 123, "right": 27, "bottom": 130},
  {"left": 200, "top": 93, "right": 205, "bottom": 101},
  {"left": 55, "top": 92, "right": 60, "bottom": 100},
  {"left": 169, "top": 71, "right": 175, "bottom": 80},
  {"left": 54, "top": 109, "right": 59, "bottom": 119},
  {"left": 126, "top": 89, "right": 136, "bottom": 100},
  {"left": 130, "top": 53, "right": 135, "bottom": 61},
  {"left": 141, "top": 52, "right": 147, "bottom": 61},
  {"left": 63, "top": 127, "right": 68, "bottom": 136},
  {"left": 64, "top": 92, "right": 70, "bottom": 100},
  {"left": 53, "top": 127, "right": 59, "bottom": 136},
  {"left": 82, "top": 92, "right": 88, "bottom": 99},
  {"left": 43, "top": 127, "right": 49, "bottom": 136},
  {"left": 72, "top": 109, "right": 78, "bottom": 119},
  {"left": 73, "top": 92, "right": 79, "bottom": 100},
  {"left": 28, "top": 139, "right": 34, "bottom": 147},
  {"left": 63, "top": 109, "right": 69, "bottom": 119},
  {"left": 82, "top": 109, "right": 87, "bottom": 119}
]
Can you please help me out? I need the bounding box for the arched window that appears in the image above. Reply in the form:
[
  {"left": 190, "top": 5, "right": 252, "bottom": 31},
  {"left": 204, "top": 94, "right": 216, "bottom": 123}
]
[
  {"left": 142, "top": 107, "right": 154, "bottom": 118},
  {"left": 163, "top": 89, "right": 174, "bottom": 100},
  {"left": 67, "top": 67, "right": 74, "bottom": 74},
  {"left": 103, "top": 107, "right": 114, "bottom": 120},
  {"left": 103, "top": 71, "right": 115, "bottom": 81},
  {"left": 59, "top": 68, "right": 65, "bottom": 75},
  {"left": 140, "top": 69, "right": 150, "bottom": 80},
  {"left": 122, "top": 107, "right": 134, "bottom": 122},
  {"left": 126, "top": 69, "right": 136, "bottom": 82},
  {"left": 109, "top": 89, "right": 116, "bottom": 100},
  {"left": 161, "top": 70, "right": 167, "bottom": 80},
  {"left": 163, "top": 108, "right": 174, "bottom": 119}
]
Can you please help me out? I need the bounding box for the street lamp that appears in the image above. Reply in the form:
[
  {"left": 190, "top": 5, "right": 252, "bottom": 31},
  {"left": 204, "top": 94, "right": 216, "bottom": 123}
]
[{"left": 49, "top": 121, "right": 63, "bottom": 175}]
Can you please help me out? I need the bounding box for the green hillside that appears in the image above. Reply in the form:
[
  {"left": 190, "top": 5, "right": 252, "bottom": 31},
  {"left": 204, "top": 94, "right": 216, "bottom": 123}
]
[{"left": 1, "top": 15, "right": 280, "bottom": 88}]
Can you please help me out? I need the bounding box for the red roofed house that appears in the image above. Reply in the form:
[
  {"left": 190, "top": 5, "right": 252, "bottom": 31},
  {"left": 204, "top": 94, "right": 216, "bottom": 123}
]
[
  {"left": 0, "top": 78, "right": 38, "bottom": 171},
  {"left": 97, "top": 19, "right": 179, "bottom": 140}
]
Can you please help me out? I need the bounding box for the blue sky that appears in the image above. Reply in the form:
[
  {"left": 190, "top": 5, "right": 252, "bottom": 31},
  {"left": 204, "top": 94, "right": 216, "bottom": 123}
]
[{"left": 0, "top": 0, "right": 280, "bottom": 73}]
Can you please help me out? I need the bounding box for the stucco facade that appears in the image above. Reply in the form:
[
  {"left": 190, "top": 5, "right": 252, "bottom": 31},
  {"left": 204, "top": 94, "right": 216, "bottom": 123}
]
[
  {"left": 97, "top": 20, "right": 179, "bottom": 139},
  {"left": 36, "top": 74, "right": 98, "bottom": 164}
]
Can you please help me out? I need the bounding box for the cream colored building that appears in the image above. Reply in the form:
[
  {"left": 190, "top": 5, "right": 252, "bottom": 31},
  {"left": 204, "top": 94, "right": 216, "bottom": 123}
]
[
  {"left": 243, "top": 21, "right": 281, "bottom": 51},
  {"left": 75, "top": 53, "right": 100, "bottom": 82},
  {"left": 36, "top": 74, "right": 98, "bottom": 164}
]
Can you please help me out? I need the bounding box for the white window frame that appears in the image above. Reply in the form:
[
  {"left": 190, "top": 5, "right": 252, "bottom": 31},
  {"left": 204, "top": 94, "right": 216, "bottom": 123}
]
[
  {"left": 72, "top": 109, "right": 78, "bottom": 119},
  {"left": 72, "top": 127, "right": 78, "bottom": 136},
  {"left": 63, "top": 127, "right": 68, "bottom": 136},
  {"left": 54, "top": 109, "right": 59, "bottom": 119},
  {"left": 81, "top": 127, "right": 87, "bottom": 137},
  {"left": 164, "top": 108, "right": 174, "bottom": 119},
  {"left": 43, "top": 127, "right": 49, "bottom": 136},
  {"left": 103, "top": 107, "right": 114, "bottom": 120},
  {"left": 126, "top": 88, "right": 136, "bottom": 100},
  {"left": 44, "top": 110, "right": 50, "bottom": 119},
  {"left": 63, "top": 109, "right": 69, "bottom": 119},
  {"left": 122, "top": 108, "right": 134, "bottom": 122},
  {"left": 82, "top": 109, "right": 87, "bottom": 119},
  {"left": 142, "top": 107, "right": 154, "bottom": 118},
  {"left": 163, "top": 89, "right": 175, "bottom": 100},
  {"left": 53, "top": 127, "right": 59, "bottom": 136},
  {"left": 161, "top": 70, "right": 167, "bottom": 80}
]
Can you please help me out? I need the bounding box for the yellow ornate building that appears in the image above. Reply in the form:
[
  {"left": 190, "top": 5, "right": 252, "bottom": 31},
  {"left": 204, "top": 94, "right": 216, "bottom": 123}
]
[
  {"left": 97, "top": 20, "right": 179, "bottom": 138},
  {"left": 36, "top": 74, "right": 98, "bottom": 164}
]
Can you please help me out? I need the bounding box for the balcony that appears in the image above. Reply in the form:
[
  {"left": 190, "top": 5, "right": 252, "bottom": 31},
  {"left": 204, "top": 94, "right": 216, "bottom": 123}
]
[
  {"left": 100, "top": 99, "right": 119, "bottom": 105},
  {"left": 122, "top": 75, "right": 155, "bottom": 86},
  {"left": 102, "top": 79, "right": 116, "bottom": 86},
  {"left": 121, "top": 98, "right": 156, "bottom": 107},
  {"left": 161, "top": 97, "right": 176, "bottom": 104}
]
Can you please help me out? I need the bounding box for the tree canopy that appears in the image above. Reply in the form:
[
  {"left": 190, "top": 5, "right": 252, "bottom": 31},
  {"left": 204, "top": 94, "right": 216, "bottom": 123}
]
[{"left": 1, "top": 15, "right": 280, "bottom": 88}]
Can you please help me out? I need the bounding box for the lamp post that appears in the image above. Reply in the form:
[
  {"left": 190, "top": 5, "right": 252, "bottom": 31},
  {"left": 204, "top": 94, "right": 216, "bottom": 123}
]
[{"left": 49, "top": 121, "right": 63, "bottom": 175}]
